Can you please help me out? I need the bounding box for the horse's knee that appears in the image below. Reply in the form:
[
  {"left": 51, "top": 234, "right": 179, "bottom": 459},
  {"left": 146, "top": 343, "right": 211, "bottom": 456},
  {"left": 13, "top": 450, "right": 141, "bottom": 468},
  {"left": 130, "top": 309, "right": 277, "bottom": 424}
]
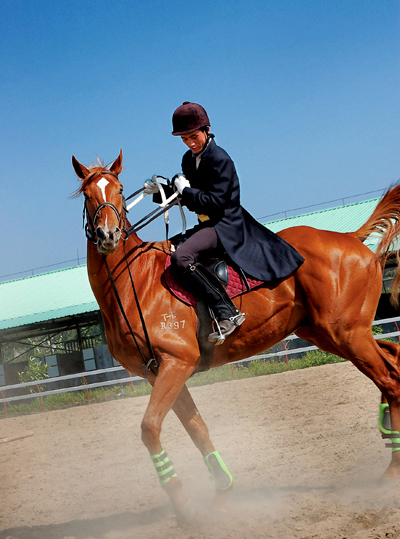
[
  {"left": 141, "top": 417, "right": 161, "bottom": 449},
  {"left": 381, "top": 375, "right": 400, "bottom": 403}
]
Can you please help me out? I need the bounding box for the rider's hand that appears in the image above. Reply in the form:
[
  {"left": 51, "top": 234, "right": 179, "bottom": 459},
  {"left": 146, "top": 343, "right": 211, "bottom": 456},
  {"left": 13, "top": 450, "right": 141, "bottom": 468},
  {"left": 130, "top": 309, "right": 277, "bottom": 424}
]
[
  {"left": 143, "top": 176, "right": 160, "bottom": 195},
  {"left": 174, "top": 174, "right": 190, "bottom": 195}
]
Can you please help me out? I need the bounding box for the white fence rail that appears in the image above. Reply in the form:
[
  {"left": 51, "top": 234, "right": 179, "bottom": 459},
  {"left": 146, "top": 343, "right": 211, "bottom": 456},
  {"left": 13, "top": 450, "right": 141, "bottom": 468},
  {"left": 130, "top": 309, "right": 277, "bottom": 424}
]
[
  {"left": 0, "top": 366, "right": 140, "bottom": 404},
  {"left": 1, "top": 315, "right": 399, "bottom": 411}
]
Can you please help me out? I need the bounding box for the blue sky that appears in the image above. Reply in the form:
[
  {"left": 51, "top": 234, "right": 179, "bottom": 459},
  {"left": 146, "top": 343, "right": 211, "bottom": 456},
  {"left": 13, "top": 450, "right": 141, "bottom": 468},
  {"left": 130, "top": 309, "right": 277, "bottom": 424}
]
[{"left": 1, "top": 0, "right": 399, "bottom": 280}]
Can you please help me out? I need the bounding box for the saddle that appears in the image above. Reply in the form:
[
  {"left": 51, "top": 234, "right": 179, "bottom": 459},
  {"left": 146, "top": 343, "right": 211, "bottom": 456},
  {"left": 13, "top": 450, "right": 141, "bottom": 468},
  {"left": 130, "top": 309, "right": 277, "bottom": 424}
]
[
  {"left": 164, "top": 256, "right": 263, "bottom": 371},
  {"left": 164, "top": 256, "right": 263, "bottom": 306}
]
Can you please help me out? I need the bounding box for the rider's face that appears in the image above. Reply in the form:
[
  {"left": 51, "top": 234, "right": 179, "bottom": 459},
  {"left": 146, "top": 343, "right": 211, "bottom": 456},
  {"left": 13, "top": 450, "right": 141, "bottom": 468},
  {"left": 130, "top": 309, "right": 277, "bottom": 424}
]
[{"left": 181, "top": 129, "right": 208, "bottom": 154}]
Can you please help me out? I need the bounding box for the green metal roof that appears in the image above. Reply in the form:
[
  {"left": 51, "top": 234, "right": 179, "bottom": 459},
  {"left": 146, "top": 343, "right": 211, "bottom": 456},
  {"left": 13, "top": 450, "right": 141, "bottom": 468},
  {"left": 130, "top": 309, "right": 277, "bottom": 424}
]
[
  {"left": 0, "top": 265, "right": 97, "bottom": 331},
  {"left": 0, "top": 195, "right": 384, "bottom": 332},
  {"left": 263, "top": 197, "right": 381, "bottom": 252}
]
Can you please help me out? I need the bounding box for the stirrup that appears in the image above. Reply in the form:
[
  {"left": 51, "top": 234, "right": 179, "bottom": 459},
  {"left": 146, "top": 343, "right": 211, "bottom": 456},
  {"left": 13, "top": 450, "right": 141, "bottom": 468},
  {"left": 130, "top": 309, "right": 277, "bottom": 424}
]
[
  {"left": 230, "top": 312, "right": 246, "bottom": 326},
  {"left": 208, "top": 309, "right": 245, "bottom": 346}
]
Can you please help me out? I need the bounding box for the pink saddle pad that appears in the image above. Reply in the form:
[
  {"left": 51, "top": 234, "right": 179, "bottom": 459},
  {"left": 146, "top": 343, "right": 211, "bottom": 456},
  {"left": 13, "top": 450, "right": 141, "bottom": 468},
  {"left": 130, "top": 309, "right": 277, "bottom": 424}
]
[{"left": 164, "top": 256, "right": 263, "bottom": 306}]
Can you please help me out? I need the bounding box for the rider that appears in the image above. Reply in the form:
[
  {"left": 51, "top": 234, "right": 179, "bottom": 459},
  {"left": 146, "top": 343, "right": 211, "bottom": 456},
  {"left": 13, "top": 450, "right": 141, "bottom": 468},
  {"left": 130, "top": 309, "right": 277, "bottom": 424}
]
[{"left": 145, "top": 102, "right": 304, "bottom": 343}]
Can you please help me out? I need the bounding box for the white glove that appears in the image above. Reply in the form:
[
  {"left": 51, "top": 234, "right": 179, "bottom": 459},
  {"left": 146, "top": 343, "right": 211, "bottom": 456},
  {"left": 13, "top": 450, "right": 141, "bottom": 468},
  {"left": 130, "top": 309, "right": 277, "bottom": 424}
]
[
  {"left": 174, "top": 174, "right": 190, "bottom": 195},
  {"left": 143, "top": 176, "right": 160, "bottom": 195}
]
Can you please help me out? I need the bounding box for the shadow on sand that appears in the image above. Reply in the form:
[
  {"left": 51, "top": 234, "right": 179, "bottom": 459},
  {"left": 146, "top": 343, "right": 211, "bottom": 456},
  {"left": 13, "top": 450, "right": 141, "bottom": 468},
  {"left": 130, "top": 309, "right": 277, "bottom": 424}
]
[{"left": 0, "top": 504, "right": 173, "bottom": 539}]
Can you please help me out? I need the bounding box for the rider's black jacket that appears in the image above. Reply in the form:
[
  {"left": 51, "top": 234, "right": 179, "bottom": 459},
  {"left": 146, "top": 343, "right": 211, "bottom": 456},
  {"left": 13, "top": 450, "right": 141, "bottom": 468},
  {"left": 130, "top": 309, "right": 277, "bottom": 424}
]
[{"left": 177, "top": 137, "right": 304, "bottom": 282}]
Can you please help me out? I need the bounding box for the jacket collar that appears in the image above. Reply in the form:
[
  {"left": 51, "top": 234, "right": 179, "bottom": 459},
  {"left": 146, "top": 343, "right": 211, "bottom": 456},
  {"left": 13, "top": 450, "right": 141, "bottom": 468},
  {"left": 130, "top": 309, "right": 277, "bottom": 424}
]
[{"left": 191, "top": 134, "right": 215, "bottom": 159}]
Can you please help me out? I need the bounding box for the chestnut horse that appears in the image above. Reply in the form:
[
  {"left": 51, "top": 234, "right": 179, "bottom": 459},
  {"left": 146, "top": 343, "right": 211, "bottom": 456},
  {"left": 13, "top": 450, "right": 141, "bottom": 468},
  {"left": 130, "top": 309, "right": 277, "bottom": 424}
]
[{"left": 73, "top": 150, "right": 400, "bottom": 521}]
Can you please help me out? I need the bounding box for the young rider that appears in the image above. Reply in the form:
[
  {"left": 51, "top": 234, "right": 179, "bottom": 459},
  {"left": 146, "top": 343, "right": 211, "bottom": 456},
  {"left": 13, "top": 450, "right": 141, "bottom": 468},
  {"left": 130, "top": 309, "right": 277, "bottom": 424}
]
[{"left": 145, "top": 102, "right": 304, "bottom": 343}]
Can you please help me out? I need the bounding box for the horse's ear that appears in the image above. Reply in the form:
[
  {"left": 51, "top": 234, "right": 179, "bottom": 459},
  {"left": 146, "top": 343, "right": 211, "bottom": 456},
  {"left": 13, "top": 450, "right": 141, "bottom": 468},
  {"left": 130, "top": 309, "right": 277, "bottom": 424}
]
[
  {"left": 110, "top": 149, "right": 123, "bottom": 175},
  {"left": 72, "top": 156, "right": 90, "bottom": 180}
]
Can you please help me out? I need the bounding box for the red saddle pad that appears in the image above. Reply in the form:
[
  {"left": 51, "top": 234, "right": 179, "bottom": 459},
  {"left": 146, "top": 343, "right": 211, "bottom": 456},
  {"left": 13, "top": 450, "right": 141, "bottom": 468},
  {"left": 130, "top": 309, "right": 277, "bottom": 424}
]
[{"left": 164, "top": 256, "right": 263, "bottom": 306}]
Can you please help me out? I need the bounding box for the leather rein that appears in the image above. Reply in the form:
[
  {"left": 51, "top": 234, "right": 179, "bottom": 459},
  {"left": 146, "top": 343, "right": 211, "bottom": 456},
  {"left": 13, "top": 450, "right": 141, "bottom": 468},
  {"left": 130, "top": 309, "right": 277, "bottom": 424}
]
[{"left": 82, "top": 170, "right": 178, "bottom": 378}]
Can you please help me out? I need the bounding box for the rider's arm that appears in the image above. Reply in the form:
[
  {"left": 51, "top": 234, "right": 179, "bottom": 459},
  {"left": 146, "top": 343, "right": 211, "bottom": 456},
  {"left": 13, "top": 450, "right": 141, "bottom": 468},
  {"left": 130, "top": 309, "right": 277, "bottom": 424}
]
[{"left": 180, "top": 157, "right": 235, "bottom": 217}]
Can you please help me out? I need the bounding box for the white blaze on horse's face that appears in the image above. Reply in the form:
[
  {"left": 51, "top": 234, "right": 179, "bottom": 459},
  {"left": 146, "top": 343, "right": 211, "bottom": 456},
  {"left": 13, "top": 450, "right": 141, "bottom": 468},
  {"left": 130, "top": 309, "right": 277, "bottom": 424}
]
[
  {"left": 97, "top": 177, "right": 110, "bottom": 228},
  {"left": 93, "top": 176, "right": 122, "bottom": 254},
  {"left": 97, "top": 177, "right": 109, "bottom": 202}
]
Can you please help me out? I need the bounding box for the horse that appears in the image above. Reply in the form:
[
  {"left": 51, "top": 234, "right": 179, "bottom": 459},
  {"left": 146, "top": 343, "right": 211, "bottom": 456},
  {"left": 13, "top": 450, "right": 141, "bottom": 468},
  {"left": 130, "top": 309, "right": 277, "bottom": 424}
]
[{"left": 72, "top": 150, "right": 400, "bottom": 521}]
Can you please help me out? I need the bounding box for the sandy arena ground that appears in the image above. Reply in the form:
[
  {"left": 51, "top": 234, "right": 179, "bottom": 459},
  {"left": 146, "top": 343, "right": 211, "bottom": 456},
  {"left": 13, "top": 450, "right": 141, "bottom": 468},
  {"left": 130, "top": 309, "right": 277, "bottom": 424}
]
[{"left": 1, "top": 361, "right": 400, "bottom": 539}]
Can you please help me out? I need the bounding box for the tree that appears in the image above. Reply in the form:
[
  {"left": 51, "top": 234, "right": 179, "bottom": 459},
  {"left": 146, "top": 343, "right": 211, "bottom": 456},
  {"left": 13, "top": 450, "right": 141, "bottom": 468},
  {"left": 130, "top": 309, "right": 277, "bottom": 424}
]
[{"left": 18, "top": 358, "right": 49, "bottom": 392}]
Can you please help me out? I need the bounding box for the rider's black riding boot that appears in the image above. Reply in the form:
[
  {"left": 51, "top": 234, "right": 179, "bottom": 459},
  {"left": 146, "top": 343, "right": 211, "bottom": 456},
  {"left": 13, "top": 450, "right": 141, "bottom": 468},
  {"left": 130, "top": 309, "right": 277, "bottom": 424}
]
[{"left": 180, "top": 262, "right": 245, "bottom": 344}]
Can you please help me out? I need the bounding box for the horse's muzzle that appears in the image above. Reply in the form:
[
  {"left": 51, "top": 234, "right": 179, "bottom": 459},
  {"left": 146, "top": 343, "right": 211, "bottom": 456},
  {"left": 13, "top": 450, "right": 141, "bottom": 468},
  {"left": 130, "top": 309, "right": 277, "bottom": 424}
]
[{"left": 96, "top": 225, "right": 121, "bottom": 254}]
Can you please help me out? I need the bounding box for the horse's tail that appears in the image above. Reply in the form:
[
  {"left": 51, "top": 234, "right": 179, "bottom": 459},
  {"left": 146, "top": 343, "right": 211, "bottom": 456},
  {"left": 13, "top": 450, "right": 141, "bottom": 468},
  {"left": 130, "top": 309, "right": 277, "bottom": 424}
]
[{"left": 353, "top": 183, "right": 400, "bottom": 307}]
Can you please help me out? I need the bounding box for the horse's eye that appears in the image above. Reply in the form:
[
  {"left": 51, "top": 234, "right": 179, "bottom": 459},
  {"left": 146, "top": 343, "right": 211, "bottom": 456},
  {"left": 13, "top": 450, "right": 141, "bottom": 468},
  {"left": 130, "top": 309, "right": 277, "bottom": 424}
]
[{"left": 119, "top": 188, "right": 123, "bottom": 194}]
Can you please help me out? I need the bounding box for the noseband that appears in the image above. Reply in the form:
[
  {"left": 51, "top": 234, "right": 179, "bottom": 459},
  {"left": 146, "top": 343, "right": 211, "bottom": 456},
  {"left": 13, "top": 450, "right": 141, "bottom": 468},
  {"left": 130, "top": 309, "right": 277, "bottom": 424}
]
[{"left": 92, "top": 201, "right": 123, "bottom": 228}]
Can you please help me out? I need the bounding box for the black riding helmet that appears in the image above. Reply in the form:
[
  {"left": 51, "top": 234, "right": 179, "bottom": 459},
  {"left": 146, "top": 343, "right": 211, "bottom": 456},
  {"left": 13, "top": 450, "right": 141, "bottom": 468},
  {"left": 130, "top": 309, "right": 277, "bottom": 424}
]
[{"left": 172, "top": 101, "right": 210, "bottom": 136}]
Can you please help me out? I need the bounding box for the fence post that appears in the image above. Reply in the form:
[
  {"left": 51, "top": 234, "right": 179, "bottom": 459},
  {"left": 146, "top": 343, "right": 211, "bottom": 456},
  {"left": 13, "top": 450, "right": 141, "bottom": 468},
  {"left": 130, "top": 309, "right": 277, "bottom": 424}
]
[
  {"left": 128, "top": 372, "right": 135, "bottom": 393},
  {"left": 35, "top": 385, "right": 44, "bottom": 412},
  {"left": 82, "top": 376, "right": 89, "bottom": 404},
  {"left": 281, "top": 341, "right": 290, "bottom": 370},
  {"left": 395, "top": 321, "right": 400, "bottom": 344},
  {"left": 0, "top": 391, "right": 6, "bottom": 416}
]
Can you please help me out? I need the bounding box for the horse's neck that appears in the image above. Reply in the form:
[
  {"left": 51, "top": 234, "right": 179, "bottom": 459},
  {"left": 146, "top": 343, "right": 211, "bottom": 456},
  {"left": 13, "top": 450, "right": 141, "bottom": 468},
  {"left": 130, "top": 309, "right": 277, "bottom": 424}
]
[
  {"left": 86, "top": 233, "right": 167, "bottom": 306},
  {"left": 87, "top": 232, "right": 139, "bottom": 276}
]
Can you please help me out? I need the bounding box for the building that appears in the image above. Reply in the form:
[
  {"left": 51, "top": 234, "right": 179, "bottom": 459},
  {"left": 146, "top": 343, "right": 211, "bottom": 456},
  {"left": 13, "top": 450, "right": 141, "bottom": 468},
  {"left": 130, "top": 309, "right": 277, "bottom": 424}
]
[{"left": 0, "top": 195, "right": 396, "bottom": 385}]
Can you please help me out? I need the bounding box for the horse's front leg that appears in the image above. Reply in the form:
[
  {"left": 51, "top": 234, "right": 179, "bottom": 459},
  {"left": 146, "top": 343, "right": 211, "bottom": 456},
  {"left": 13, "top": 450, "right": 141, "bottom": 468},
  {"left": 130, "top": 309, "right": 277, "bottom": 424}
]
[
  {"left": 141, "top": 361, "right": 196, "bottom": 522},
  {"left": 172, "top": 384, "right": 233, "bottom": 511}
]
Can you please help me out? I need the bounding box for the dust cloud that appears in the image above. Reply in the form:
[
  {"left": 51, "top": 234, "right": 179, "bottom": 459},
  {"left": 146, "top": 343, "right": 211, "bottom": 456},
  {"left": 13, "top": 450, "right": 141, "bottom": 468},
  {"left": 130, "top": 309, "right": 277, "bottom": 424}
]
[{"left": 1, "top": 362, "right": 400, "bottom": 539}]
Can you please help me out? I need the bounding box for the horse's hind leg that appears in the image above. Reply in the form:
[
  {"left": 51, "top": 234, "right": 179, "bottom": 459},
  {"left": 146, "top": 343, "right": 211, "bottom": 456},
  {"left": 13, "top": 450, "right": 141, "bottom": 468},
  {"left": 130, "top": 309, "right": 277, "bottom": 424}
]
[
  {"left": 172, "top": 385, "right": 233, "bottom": 510},
  {"left": 375, "top": 340, "right": 400, "bottom": 464},
  {"left": 376, "top": 340, "right": 400, "bottom": 414},
  {"left": 355, "top": 338, "right": 400, "bottom": 477},
  {"left": 324, "top": 331, "right": 400, "bottom": 478},
  {"left": 297, "top": 325, "right": 400, "bottom": 478}
]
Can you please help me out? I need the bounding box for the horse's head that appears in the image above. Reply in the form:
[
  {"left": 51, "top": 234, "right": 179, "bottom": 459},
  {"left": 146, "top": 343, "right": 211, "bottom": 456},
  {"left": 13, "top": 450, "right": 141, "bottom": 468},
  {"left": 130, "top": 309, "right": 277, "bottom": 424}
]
[{"left": 72, "top": 150, "right": 125, "bottom": 254}]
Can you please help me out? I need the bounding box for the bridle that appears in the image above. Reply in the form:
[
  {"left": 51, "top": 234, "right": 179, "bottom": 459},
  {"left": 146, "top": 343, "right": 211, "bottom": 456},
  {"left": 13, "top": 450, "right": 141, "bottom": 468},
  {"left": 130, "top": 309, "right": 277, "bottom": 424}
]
[
  {"left": 82, "top": 170, "right": 128, "bottom": 244},
  {"left": 81, "top": 169, "right": 180, "bottom": 378},
  {"left": 83, "top": 170, "right": 180, "bottom": 244}
]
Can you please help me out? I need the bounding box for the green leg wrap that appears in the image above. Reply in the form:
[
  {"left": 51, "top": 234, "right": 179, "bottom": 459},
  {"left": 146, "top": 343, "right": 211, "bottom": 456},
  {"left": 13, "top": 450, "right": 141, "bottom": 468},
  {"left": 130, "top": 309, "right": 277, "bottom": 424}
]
[
  {"left": 378, "top": 403, "right": 391, "bottom": 435},
  {"left": 150, "top": 450, "right": 178, "bottom": 486},
  {"left": 204, "top": 450, "right": 233, "bottom": 490},
  {"left": 378, "top": 403, "right": 400, "bottom": 452},
  {"left": 391, "top": 435, "right": 400, "bottom": 453}
]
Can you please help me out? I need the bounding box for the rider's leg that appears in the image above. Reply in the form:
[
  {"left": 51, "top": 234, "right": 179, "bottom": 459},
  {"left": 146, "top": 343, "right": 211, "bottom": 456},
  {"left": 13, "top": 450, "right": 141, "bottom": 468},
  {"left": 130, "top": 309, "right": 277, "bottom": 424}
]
[
  {"left": 181, "top": 262, "right": 245, "bottom": 339},
  {"left": 171, "top": 226, "right": 245, "bottom": 342}
]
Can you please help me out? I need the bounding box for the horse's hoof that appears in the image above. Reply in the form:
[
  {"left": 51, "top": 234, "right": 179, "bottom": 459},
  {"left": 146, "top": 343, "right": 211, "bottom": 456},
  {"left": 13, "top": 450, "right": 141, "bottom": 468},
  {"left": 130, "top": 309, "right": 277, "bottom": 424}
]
[
  {"left": 175, "top": 498, "right": 198, "bottom": 526},
  {"left": 211, "top": 485, "right": 233, "bottom": 512},
  {"left": 380, "top": 474, "right": 400, "bottom": 485},
  {"left": 381, "top": 465, "right": 400, "bottom": 482}
]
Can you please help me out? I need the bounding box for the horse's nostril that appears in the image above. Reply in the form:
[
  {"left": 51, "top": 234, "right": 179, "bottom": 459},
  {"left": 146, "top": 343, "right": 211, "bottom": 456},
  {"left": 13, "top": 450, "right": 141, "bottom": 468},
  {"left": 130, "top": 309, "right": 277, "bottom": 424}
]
[
  {"left": 96, "top": 227, "right": 105, "bottom": 240},
  {"left": 110, "top": 227, "right": 121, "bottom": 241},
  {"left": 96, "top": 226, "right": 120, "bottom": 244}
]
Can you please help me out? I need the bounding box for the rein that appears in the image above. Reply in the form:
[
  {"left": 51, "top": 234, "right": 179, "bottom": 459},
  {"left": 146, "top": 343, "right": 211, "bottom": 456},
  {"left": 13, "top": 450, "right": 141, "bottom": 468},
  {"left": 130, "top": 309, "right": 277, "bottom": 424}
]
[
  {"left": 103, "top": 254, "right": 159, "bottom": 378},
  {"left": 83, "top": 184, "right": 178, "bottom": 242},
  {"left": 83, "top": 173, "right": 180, "bottom": 379},
  {"left": 125, "top": 198, "right": 179, "bottom": 236}
]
